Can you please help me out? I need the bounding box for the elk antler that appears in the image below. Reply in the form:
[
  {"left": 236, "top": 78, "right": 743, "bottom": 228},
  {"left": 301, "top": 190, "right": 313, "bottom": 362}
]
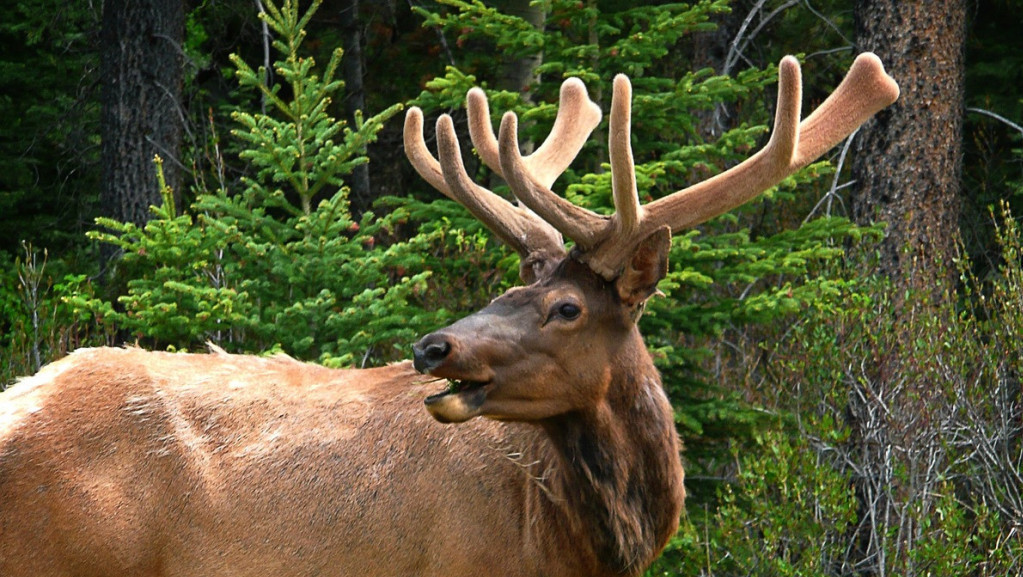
[
  {"left": 499, "top": 53, "right": 900, "bottom": 279},
  {"left": 404, "top": 79, "right": 602, "bottom": 282},
  {"left": 407, "top": 53, "right": 899, "bottom": 282}
]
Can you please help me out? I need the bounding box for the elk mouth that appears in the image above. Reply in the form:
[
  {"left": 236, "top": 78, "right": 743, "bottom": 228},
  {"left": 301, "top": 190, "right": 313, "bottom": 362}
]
[{"left": 424, "top": 379, "right": 492, "bottom": 423}]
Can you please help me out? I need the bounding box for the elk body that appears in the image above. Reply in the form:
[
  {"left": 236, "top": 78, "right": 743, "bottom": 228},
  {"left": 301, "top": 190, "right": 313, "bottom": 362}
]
[{"left": 0, "top": 54, "right": 898, "bottom": 577}]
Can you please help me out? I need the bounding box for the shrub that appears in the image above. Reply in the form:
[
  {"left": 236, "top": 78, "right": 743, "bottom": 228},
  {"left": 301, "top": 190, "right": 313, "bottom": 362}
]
[
  {"left": 0, "top": 244, "right": 101, "bottom": 387},
  {"left": 66, "top": 0, "right": 476, "bottom": 366},
  {"left": 715, "top": 201, "right": 1023, "bottom": 576}
]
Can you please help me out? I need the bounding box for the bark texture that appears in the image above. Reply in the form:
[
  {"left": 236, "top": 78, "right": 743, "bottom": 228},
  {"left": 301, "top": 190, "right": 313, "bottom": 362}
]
[
  {"left": 851, "top": 0, "right": 967, "bottom": 295},
  {"left": 848, "top": 4, "right": 969, "bottom": 573},
  {"left": 340, "top": 0, "right": 372, "bottom": 214},
  {"left": 100, "top": 0, "right": 185, "bottom": 230}
]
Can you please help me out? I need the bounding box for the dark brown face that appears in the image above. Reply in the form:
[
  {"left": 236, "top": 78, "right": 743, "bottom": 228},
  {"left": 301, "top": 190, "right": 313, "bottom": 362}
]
[{"left": 412, "top": 258, "right": 636, "bottom": 424}]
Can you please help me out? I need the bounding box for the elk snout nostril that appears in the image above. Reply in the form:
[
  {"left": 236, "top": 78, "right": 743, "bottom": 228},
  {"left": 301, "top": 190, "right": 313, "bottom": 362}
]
[{"left": 412, "top": 336, "right": 452, "bottom": 374}]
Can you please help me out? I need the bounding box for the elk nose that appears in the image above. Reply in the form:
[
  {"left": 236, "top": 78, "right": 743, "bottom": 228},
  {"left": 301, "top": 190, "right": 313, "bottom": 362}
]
[{"left": 412, "top": 334, "right": 451, "bottom": 374}]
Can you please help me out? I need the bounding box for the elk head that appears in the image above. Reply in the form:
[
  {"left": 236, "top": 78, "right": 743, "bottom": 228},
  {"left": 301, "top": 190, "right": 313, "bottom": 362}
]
[{"left": 406, "top": 54, "right": 900, "bottom": 424}]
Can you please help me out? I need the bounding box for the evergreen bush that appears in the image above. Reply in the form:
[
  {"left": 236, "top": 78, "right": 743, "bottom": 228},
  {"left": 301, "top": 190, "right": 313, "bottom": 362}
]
[{"left": 66, "top": 0, "right": 462, "bottom": 366}]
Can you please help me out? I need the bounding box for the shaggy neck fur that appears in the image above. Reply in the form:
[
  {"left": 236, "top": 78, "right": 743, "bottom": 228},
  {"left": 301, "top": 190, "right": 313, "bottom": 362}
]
[{"left": 539, "top": 346, "right": 684, "bottom": 576}]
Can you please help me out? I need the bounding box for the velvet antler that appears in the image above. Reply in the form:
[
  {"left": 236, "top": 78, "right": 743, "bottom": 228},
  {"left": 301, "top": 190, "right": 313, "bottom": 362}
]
[
  {"left": 407, "top": 53, "right": 900, "bottom": 281},
  {"left": 404, "top": 78, "right": 601, "bottom": 282}
]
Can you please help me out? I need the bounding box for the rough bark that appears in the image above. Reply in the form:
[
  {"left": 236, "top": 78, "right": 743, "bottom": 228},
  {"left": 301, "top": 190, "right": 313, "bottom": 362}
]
[
  {"left": 851, "top": 0, "right": 967, "bottom": 296},
  {"left": 99, "top": 0, "right": 185, "bottom": 251}
]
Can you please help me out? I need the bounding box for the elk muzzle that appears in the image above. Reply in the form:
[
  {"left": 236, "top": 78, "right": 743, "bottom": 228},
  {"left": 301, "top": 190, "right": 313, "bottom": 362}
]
[{"left": 412, "top": 329, "right": 495, "bottom": 424}]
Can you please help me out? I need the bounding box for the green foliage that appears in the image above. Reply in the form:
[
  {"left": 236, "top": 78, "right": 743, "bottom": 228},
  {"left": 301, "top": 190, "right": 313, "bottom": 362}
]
[
  {"left": 67, "top": 0, "right": 447, "bottom": 366},
  {"left": 654, "top": 428, "right": 858, "bottom": 577},
  {"left": 0, "top": 0, "right": 100, "bottom": 257},
  {"left": 414, "top": 0, "right": 767, "bottom": 160},
  {"left": 646, "top": 216, "right": 881, "bottom": 494},
  {"left": 0, "top": 244, "right": 101, "bottom": 388},
  {"left": 418, "top": 0, "right": 729, "bottom": 81}
]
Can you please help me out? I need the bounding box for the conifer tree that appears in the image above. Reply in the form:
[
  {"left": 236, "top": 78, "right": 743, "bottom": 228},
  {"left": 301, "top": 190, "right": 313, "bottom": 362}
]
[{"left": 70, "top": 0, "right": 449, "bottom": 366}]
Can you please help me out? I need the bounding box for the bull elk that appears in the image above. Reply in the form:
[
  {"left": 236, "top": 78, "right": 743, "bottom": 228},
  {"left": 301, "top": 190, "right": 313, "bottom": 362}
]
[{"left": 0, "top": 54, "right": 898, "bottom": 577}]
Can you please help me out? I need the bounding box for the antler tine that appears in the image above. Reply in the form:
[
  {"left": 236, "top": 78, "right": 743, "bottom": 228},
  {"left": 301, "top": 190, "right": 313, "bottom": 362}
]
[
  {"left": 793, "top": 52, "right": 901, "bottom": 165},
  {"left": 609, "top": 74, "right": 641, "bottom": 236},
  {"left": 404, "top": 107, "right": 453, "bottom": 196},
  {"left": 639, "top": 55, "right": 805, "bottom": 232},
  {"left": 642, "top": 53, "right": 899, "bottom": 231},
  {"left": 404, "top": 107, "right": 564, "bottom": 282},
  {"left": 466, "top": 89, "right": 501, "bottom": 176},
  {"left": 526, "top": 78, "right": 604, "bottom": 187},
  {"left": 499, "top": 110, "right": 608, "bottom": 249},
  {"left": 467, "top": 78, "right": 603, "bottom": 189},
  {"left": 579, "top": 52, "right": 899, "bottom": 279}
]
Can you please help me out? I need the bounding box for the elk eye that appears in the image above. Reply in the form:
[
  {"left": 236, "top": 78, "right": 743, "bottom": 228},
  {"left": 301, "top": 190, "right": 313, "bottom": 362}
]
[{"left": 557, "top": 302, "right": 581, "bottom": 320}]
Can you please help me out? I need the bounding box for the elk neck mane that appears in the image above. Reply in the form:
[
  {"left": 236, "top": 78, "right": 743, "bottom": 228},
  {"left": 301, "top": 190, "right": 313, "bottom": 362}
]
[{"left": 529, "top": 333, "right": 684, "bottom": 576}]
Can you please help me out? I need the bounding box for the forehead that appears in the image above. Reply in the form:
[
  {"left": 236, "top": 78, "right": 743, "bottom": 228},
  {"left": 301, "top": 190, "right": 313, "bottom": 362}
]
[{"left": 496, "top": 258, "right": 615, "bottom": 307}]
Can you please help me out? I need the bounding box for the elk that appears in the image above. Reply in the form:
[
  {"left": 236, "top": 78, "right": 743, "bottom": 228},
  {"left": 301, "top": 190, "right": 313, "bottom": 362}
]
[{"left": 0, "top": 54, "right": 898, "bottom": 577}]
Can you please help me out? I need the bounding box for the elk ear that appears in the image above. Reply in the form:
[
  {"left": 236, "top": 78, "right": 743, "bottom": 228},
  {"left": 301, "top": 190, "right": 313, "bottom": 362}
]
[{"left": 615, "top": 226, "right": 670, "bottom": 307}]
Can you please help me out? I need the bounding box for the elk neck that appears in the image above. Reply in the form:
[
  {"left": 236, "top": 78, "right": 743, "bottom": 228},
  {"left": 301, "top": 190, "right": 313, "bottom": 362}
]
[{"left": 536, "top": 334, "right": 685, "bottom": 576}]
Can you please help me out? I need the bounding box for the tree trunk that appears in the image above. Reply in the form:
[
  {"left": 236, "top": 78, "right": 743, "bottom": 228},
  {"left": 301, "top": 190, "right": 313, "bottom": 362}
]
[
  {"left": 847, "top": 3, "right": 968, "bottom": 573},
  {"left": 99, "top": 0, "right": 185, "bottom": 244},
  {"left": 339, "top": 0, "right": 373, "bottom": 215},
  {"left": 495, "top": 0, "right": 545, "bottom": 97},
  {"left": 850, "top": 0, "right": 966, "bottom": 297}
]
